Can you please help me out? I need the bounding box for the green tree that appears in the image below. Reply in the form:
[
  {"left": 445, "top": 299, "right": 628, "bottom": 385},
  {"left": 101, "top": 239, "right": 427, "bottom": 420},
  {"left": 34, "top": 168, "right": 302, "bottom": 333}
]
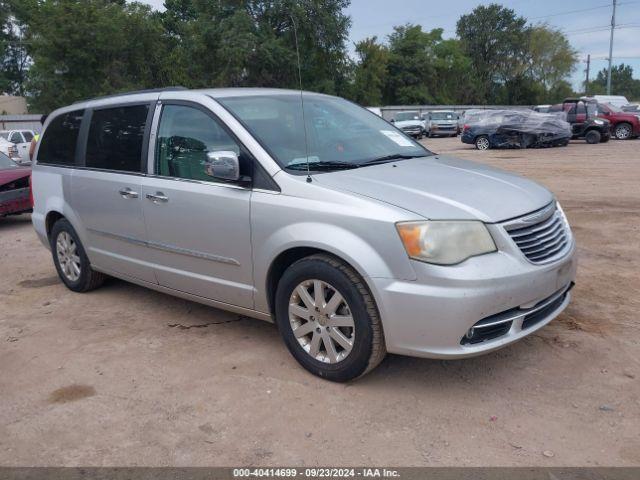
[
  {"left": 526, "top": 25, "right": 577, "bottom": 92},
  {"left": 431, "top": 37, "right": 476, "bottom": 104},
  {"left": 163, "top": 0, "right": 352, "bottom": 95},
  {"left": 1, "top": 1, "right": 29, "bottom": 95},
  {"left": 10, "top": 0, "right": 172, "bottom": 111},
  {"left": 456, "top": 3, "right": 530, "bottom": 103},
  {"left": 587, "top": 64, "right": 640, "bottom": 100},
  {"left": 352, "top": 36, "right": 388, "bottom": 106},
  {"left": 384, "top": 24, "right": 440, "bottom": 104}
]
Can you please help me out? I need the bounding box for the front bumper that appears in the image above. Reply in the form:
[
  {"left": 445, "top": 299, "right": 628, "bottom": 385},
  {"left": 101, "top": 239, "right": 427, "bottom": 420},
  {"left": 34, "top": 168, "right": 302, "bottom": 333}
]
[
  {"left": 0, "top": 188, "right": 31, "bottom": 216},
  {"left": 400, "top": 127, "right": 423, "bottom": 137},
  {"left": 370, "top": 227, "right": 577, "bottom": 359}
]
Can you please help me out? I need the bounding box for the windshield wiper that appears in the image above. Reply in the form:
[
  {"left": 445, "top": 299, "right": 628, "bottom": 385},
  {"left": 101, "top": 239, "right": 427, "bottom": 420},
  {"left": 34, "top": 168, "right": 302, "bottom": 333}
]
[
  {"left": 361, "top": 153, "right": 425, "bottom": 165},
  {"left": 286, "top": 161, "right": 360, "bottom": 172}
]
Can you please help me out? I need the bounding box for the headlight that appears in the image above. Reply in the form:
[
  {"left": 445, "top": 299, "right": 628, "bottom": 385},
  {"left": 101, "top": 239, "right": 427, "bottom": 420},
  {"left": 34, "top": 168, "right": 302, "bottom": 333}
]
[
  {"left": 396, "top": 221, "right": 497, "bottom": 265},
  {"left": 593, "top": 119, "right": 604, "bottom": 125}
]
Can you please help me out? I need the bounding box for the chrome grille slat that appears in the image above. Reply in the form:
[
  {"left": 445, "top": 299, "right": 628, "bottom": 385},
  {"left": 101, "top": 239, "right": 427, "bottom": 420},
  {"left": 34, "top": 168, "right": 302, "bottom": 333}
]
[
  {"left": 527, "top": 240, "right": 568, "bottom": 261},
  {"left": 508, "top": 214, "right": 558, "bottom": 238},
  {"left": 520, "top": 234, "right": 567, "bottom": 255},
  {"left": 514, "top": 221, "right": 564, "bottom": 245},
  {"left": 504, "top": 204, "right": 572, "bottom": 264}
]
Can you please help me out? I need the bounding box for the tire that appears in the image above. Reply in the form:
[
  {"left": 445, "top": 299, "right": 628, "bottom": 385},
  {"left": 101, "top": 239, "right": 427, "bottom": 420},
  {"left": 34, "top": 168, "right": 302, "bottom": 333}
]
[
  {"left": 50, "top": 218, "right": 105, "bottom": 292},
  {"left": 274, "top": 254, "right": 386, "bottom": 382},
  {"left": 475, "top": 135, "right": 490, "bottom": 150},
  {"left": 614, "top": 123, "right": 632, "bottom": 140},
  {"left": 600, "top": 134, "right": 610, "bottom": 143},
  {"left": 585, "top": 130, "right": 601, "bottom": 144}
]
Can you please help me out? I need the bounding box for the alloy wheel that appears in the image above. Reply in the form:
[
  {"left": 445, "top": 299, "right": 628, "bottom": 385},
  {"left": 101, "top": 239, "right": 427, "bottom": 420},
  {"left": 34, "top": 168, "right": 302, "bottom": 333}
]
[
  {"left": 615, "top": 124, "right": 632, "bottom": 140},
  {"left": 288, "top": 279, "right": 355, "bottom": 364},
  {"left": 476, "top": 136, "right": 490, "bottom": 150},
  {"left": 56, "top": 231, "right": 81, "bottom": 282}
]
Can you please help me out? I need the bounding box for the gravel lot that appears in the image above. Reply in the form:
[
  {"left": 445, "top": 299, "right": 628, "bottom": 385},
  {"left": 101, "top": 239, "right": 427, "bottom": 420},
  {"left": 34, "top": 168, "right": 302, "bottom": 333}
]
[{"left": 1, "top": 137, "right": 639, "bottom": 467}]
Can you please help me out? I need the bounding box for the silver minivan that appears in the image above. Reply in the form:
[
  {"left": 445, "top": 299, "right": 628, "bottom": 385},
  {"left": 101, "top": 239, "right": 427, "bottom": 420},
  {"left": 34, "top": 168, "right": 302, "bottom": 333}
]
[{"left": 32, "top": 88, "right": 577, "bottom": 381}]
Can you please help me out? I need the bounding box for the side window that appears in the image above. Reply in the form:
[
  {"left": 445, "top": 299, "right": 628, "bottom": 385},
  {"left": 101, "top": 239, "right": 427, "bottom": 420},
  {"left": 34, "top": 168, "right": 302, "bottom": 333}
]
[
  {"left": 156, "top": 104, "right": 243, "bottom": 182},
  {"left": 86, "top": 104, "right": 149, "bottom": 173},
  {"left": 9, "top": 132, "right": 22, "bottom": 143},
  {"left": 37, "top": 110, "right": 84, "bottom": 166},
  {"left": 22, "top": 131, "right": 34, "bottom": 142}
]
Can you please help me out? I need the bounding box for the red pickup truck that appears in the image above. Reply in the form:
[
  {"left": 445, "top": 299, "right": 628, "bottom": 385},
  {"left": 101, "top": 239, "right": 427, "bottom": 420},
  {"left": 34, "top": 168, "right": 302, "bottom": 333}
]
[{"left": 596, "top": 103, "right": 640, "bottom": 140}]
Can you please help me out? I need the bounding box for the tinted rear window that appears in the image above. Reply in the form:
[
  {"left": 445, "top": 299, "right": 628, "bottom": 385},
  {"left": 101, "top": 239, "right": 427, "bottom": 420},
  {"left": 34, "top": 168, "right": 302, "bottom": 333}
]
[
  {"left": 86, "top": 105, "right": 149, "bottom": 173},
  {"left": 37, "top": 110, "right": 84, "bottom": 166}
]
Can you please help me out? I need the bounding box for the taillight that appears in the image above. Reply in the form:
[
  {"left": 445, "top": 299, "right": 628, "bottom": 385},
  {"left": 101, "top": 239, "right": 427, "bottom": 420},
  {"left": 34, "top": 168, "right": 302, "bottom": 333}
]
[
  {"left": 29, "top": 174, "right": 34, "bottom": 208},
  {"left": 463, "top": 124, "right": 470, "bottom": 131}
]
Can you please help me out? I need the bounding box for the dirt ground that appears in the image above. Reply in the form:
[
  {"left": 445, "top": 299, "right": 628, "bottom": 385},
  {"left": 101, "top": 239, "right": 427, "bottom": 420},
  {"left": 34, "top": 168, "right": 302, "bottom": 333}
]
[{"left": 1, "top": 137, "right": 639, "bottom": 467}]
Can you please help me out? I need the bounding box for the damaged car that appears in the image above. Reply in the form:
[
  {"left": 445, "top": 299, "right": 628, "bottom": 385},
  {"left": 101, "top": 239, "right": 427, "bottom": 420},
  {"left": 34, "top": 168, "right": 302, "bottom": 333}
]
[
  {"left": 461, "top": 109, "right": 572, "bottom": 150},
  {"left": 0, "top": 152, "right": 31, "bottom": 217}
]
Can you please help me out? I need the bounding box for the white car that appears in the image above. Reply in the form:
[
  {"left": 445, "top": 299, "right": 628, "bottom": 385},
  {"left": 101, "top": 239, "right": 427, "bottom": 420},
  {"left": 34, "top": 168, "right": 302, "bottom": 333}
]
[
  {"left": 0, "top": 130, "right": 36, "bottom": 164},
  {"left": 390, "top": 111, "right": 426, "bottom": 138},
  {"left": 0, "top": 137, "right": 21, "bottom": 164}
]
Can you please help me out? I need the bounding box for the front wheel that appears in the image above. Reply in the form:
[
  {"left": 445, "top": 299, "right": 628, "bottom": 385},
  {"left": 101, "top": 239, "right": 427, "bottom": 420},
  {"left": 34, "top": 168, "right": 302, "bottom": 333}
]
[
  {"left": 614, "top": 123, "right": 632, "bottom": 140},
  {"left": 585, "top": 129, "right": 601, "bottom": 144},
  {"left": 475, "top": 135, "right": 490, "bottom": 150},
  {"left": 274, "top": 254, "right": 386, "bottom": 382}
]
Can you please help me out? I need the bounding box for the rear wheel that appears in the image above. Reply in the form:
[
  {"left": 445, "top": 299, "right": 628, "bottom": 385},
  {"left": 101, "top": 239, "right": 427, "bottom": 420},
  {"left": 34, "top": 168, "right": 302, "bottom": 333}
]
[
  {"left": 475, "top": 135, "right": 490, "bottom": 150},
  {"left": 614, "top": 123, "right": 632, "bottom": 140},
  {"left": 585, "top": 130, "right": 601, "bottom": 144},
  {"left": 50, "top": 218, "right": 105, "bottom": 292},
  {"left": 275, "top": 254, "right": 386, "bottom": 382}
]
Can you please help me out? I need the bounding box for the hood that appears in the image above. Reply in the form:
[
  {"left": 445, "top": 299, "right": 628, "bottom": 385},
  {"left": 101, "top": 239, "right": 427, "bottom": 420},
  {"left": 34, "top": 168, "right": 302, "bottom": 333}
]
[
  {"left": 0, "top": 167, "right": 31, "bottom": 186},
  {"left": 394, "top": 120, "right": 423, "bottom": 128},
  {"left": 313, "top": 155, "right": 553, "bottom": 222}
]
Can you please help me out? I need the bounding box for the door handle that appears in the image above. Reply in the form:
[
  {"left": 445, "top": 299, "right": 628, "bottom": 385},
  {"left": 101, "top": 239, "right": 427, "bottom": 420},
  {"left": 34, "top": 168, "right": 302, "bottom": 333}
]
[
  {"left": 118, "top": 188, "right": 139, "bottom": 199},
  {"left": 146, "top": 192, "right": 169, "bottom": 203}
]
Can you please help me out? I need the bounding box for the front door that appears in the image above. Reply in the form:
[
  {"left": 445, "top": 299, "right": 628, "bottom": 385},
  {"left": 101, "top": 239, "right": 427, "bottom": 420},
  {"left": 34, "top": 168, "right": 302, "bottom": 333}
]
[{"left": 141, "top": 103, "right": 254, "bottom": 308}]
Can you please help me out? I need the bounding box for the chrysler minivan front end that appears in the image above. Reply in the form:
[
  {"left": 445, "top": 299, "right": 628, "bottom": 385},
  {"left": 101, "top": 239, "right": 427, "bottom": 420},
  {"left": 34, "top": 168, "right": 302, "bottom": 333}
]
[{"left": 32, "top": 88, "right": 577, "bottom": 382}]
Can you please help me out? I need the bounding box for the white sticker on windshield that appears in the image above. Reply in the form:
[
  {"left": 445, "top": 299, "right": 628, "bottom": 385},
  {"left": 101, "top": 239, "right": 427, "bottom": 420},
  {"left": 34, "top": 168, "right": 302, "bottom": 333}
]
[{"left": 381, "top": 130, "right": 415, "bottom": 147}]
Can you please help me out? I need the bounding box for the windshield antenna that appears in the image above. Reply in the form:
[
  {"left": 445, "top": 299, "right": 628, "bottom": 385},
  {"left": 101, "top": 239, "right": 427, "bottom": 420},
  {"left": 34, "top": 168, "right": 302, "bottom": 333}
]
[{"left": 289, "top": 14, "right": 312, "bottom": 183}]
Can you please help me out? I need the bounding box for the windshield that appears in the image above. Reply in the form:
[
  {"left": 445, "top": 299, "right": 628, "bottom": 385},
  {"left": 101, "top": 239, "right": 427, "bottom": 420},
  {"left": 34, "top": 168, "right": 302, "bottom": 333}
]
[
  {"left": 430, "top": 112, "right": 457, "bottom": 120},
  {"left": 0, "top": 152, "right": 16, "bottom": 169},
  {"left": 217, "top": 94, "right": 430, "bottom": 171},
  {"left": 603, "top": 102, "right": 622, "bottom": 113},
  {"left": 395, "top": 111, "right": 420, "bottom": 121}
]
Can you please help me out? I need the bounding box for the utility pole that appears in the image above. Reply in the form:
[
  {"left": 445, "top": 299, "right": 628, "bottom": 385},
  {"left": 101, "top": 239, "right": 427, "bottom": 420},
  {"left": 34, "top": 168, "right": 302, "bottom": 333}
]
[
  {"left": 585, "top": 54, "right": 591, "bottom": 95},
  {"left": 607, "top": 0, "right": 617, "bottom": 95}
]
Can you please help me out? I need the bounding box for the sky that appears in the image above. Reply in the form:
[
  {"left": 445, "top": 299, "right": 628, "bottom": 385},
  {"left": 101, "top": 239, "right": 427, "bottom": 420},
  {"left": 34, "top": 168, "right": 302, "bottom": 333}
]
[{"left": 142, "top": 0, "right": 640, "bottom": 91}]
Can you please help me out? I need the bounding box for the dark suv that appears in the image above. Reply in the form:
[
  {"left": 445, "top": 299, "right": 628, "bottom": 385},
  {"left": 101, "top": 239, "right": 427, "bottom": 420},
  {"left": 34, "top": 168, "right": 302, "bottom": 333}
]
[{"left": 550, "top": 98, "right": 610, "bottom": 144}]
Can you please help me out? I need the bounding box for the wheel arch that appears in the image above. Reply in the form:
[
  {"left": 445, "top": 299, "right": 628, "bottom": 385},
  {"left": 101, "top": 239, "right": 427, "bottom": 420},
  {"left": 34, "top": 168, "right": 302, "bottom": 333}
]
[
  {"left": 265, "top": 246, "right": 375, "bottom": 317},
  {"left": 45, "top": 210, "right": 65, "bottom": 240}
]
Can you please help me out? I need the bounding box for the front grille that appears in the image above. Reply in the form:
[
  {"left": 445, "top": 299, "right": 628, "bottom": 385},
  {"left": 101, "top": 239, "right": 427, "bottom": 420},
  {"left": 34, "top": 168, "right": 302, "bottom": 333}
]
[
  {"left": 460, "top": 283, "right": 573, "bottom": 346},
  {"left": 521, "top": 292, "right": 567, "bottom": 330},
  {"left": 460, "top": 322, "right": 512, "bottom": 345},
  {"left": 505, "top": 204, "right": 572, "bottom": 264}
]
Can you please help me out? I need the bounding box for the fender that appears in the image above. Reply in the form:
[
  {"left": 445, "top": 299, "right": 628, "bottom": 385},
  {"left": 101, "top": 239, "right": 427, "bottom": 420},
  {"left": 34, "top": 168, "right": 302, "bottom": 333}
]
[{"left": 253, "top": 221, "right": 417, "bottom": 314}]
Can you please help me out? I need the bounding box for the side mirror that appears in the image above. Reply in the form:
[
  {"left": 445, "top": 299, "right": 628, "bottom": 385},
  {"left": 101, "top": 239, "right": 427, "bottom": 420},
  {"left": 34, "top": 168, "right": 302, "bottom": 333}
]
[{"left": 205, "top": 151, "right": 240, "bottom": 182}]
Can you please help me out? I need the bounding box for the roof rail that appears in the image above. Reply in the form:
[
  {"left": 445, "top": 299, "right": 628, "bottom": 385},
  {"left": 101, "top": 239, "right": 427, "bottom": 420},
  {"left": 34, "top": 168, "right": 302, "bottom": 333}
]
[{"left": 75, "top": 86, "right": 188, "bottom": 104}]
